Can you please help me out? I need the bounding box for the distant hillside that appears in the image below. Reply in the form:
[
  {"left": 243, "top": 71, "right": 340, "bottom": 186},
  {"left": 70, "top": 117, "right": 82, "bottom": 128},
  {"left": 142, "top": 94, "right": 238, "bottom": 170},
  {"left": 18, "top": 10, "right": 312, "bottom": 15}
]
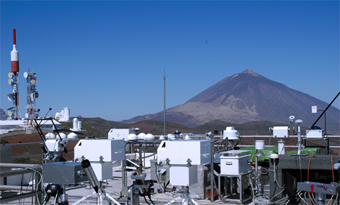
[
  {"left": 0, "top": 108, "right": 8, "bottom": 120},
  {"left": 123, "top": 69, "right": 339, "bottom": 134},
  {"left": 77, "top": 117, "right": 128, "bottom": 135},
  {"left": 130, "top": 120, "right": 200, "bottom": 135},
  {"left": 195, "top": 120, "right": 302, "bottom": 135},
  {"left": 75, "top": 117, "right": 303, "bottom": 136}
]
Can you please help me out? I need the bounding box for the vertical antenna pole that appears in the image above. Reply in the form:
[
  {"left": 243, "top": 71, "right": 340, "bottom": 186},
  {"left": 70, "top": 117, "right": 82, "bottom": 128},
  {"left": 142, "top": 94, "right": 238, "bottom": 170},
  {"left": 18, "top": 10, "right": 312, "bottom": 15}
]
[{"left": 163, "top": 70, "right": 167, "bottom": 136}]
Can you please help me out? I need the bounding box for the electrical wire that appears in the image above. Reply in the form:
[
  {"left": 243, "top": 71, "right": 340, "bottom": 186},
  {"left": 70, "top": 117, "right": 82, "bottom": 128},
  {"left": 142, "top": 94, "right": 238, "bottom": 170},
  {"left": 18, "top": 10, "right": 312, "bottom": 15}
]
[
  {"left": 297, "top": 190, "right": 309, "bottom": 205},
  {"left": 26, "top": 166, "right": 43, "bottom": 205},
  {"left": 148, "top": 194, "right": 155, "bottom": 205},
  {"left": 155, "top": 162, "right": 167, "bottom": 191},
  {"left": 143, "top": 196, "right": 150, "bottom": 205},
  {"left": 304, "top": 191, "right": 317, "bottom": 205},
  {"left": 249, "top": 174, "right": 256, "bottom": 204},
  {"left": 270, "top": 195, "right": 289, "bottom": 204},
  {"left": 270, "top": 188, "right": 285, "bottom": 201},
  {"left": 261, "top": 167, "right": 269, "bottom": 175},
  {"left": 54, "top": 189, "right": 59, "bottom": 205},
  {"left": 307, "top": 155, "right": 314, "bottom": 205}
]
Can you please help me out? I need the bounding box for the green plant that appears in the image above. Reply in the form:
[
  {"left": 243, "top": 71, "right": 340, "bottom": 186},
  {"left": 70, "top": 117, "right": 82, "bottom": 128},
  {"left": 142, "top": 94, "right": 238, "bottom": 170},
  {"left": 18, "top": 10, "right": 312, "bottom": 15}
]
[{"left": 0, "top": 139, "right": 9, "bottom": 144}]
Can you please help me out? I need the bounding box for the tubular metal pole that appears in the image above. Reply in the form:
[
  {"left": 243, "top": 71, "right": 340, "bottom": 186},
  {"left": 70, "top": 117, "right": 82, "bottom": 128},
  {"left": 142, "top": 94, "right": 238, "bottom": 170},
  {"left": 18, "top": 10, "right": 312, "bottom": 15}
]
[
  {"left": 0, "top": 191, "right": 42, "bottom": 203},
  {"left": 210, "top": 139, "right": 214, "bottom": 202},
  {"left": 297, "top": 124, "right": 301, "bottom": 155},
  {"left": 163, "top": 70, "right": 166, "bottom": 136},
  {"left": 0, "top": 163, "right": 41, "bottom": 168},
  {"left": 122, "top": 159, "right": 126, "bottom": 187}
]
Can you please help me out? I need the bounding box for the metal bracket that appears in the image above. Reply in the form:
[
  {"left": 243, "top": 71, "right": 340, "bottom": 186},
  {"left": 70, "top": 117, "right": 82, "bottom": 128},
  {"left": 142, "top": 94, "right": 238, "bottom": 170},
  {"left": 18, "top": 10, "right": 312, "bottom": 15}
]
[
  {"left": 165, "top": 158, "right": 171, "bottom": 167},
  {"left": 187, "top": 159, "right": 192, "bottom": 167}
]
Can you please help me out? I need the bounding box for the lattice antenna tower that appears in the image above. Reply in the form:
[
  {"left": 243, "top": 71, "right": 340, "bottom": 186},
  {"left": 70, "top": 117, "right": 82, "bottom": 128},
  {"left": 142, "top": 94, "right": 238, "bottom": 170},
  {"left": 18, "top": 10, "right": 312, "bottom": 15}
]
[{"left": 24, "top": 68, "right": 39, "bottom": 123}]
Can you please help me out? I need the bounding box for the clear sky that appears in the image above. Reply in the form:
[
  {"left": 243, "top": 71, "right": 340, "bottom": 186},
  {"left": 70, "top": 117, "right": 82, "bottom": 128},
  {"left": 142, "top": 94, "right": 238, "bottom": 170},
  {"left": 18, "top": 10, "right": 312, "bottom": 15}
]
[{"left": 1, "top": 1, "right": 339, "bottom": 122}]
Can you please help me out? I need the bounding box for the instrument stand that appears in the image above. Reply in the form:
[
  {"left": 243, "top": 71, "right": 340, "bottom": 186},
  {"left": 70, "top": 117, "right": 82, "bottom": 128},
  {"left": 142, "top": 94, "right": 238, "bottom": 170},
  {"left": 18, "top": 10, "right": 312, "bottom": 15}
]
[
  {"left": 72, "top": 182, "right": 120, "bottom": 205},
  {"left": 167, "top": 186, "right": 199, "bottom": 205}
]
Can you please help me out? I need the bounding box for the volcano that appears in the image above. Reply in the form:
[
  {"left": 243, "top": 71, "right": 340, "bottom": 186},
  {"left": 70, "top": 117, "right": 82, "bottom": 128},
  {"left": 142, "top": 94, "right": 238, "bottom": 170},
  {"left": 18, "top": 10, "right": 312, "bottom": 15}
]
[{"left": 123, "top": 69, "right": 339, "bottom": 134}]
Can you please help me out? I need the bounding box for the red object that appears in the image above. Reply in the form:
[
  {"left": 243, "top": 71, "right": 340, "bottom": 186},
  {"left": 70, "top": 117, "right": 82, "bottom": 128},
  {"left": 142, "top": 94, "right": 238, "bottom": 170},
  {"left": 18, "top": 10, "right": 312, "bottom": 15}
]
[
  {"left": 311, "top": 184, "right": 314, "bottom": 194},
  {"left": 11, "top": 61, "right": 19, "bottom": 73},
  {"left": 11, "top": 29, "right": 19, "bottom": 73},
  {"left": 13, "top": 29, "right": 16, "bottom": 44},
  {"left": 206, "top": 188, "right": 218, "bottom": 200}
]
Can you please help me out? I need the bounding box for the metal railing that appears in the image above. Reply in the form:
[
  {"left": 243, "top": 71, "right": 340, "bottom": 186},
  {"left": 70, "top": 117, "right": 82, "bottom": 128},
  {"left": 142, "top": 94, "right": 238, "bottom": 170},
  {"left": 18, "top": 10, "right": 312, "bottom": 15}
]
[{"left": 0, "top": 163, "right": 43, "bottom": 204}]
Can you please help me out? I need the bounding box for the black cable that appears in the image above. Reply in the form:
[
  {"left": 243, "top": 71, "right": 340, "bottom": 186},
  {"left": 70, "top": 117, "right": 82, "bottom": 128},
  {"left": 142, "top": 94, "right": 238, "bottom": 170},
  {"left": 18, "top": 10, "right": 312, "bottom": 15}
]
[
  {"left": 148, "top": 194, "right": 155, "bottom": 205},
  {"left": 143, "top": 196, "right": 150, "bottom": 205}
]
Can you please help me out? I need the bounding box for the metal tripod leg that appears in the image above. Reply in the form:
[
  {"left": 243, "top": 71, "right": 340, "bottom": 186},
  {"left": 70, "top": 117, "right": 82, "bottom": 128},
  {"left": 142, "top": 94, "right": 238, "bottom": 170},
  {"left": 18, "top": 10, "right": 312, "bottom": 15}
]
[{"left": 72, "top": 190, "right": 97, "bottom": 205}]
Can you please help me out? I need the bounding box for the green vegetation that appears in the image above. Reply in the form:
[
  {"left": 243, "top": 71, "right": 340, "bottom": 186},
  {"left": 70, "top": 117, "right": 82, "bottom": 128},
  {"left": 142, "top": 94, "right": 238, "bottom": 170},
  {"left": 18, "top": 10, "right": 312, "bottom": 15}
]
[
  {"left": 12, "top": 157, "right": 40, "bottom": 164},
  {"left": 0, "top": 139, "right": 9, "bottom": 144}
]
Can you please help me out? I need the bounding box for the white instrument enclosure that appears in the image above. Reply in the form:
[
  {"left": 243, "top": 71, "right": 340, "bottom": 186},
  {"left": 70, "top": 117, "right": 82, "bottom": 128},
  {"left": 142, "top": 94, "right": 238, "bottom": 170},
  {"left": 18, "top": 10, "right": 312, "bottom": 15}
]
[
  {"left": 306, "top": 129, "right": 323, "bottom": 139},
  {"left": 91, "top": 162, "right": 113, "bottom": 181},
  {"left": 273, "top": 126, "right": 289, "bottom": 138},
  {"left": 157, "top": 140, "right": 211, "bottom": 165},
  {"left": 170, "top": 166, "right": 197, "bottom": 186},
  {"left": 220, "top": 150, "right": 251, "bottom": 175},
  {"left": 74, "top": 139, "right": 125, "bottom": 162},
  {"left": 108, "top": 128, "right": 135, "bottom": 140}
]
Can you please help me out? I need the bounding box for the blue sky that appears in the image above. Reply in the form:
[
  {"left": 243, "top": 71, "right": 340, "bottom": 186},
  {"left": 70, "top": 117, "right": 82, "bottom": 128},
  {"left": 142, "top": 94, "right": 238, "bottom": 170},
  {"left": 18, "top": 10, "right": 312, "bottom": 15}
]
[{"left": 1, "top": 1, "right": 339, "bottom": 121}]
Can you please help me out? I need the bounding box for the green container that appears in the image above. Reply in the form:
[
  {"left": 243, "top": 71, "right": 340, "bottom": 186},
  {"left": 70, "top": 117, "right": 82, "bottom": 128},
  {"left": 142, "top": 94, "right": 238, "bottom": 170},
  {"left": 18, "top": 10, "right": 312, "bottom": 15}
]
[{"left": 239, "top": 146, "right": 319, "bottom": 161}]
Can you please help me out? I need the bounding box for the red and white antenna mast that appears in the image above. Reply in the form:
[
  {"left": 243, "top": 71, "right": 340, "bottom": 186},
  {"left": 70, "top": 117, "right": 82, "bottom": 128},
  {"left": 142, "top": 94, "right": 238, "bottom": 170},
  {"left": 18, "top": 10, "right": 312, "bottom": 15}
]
[{"left": 7, "top": 29, "right": 21, "bottom": 120}]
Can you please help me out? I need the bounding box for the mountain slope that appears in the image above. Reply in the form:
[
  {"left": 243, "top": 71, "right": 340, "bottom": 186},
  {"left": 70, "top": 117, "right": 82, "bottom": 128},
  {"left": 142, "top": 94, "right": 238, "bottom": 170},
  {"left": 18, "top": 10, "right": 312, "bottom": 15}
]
[
  {"left": 0, "top": 108, "right": 8, "bottom": 120},
  {"left": 115, "top": 69, "right": 339, "bottom": 134}
]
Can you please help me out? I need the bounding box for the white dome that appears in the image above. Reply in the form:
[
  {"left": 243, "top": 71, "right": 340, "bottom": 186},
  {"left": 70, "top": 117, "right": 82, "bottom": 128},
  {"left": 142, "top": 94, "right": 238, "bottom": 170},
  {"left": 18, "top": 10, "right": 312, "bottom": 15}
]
[
  {"left": 223, "top": 126, "right": 239, "bottom": 140},
  {"left": 128, "top": 133, "right": 138, "bottom": 141},
  {"left": 59, "top": 133, "right": 67, "bottom": 139},
  {"left": 67, "top": 132, "right": 78, "bottom": 139},
  {"left": 169, "top": 134, "right": 176, "bottom": 140},
  {"left": 184, "top": 134, "right": 191, "bottom": 140},
  {"left": 159, "top": 135, "right": 165, "bottom": 140},
  {"left": 138, "top": 133, "right": 146, "bottom": 140},
  {"left": 144, "top": 133, "right": 155, "bottom": 141},
  {"left": 45, "top": 133, "right": 55, "bottom": 139}
]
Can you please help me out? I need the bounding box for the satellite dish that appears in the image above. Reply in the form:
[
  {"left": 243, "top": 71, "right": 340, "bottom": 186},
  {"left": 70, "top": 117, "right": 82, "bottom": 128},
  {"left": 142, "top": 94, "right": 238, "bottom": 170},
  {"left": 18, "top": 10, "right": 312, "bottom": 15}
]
[
  {"left": 25, "top": 113, "right": 29, "bottom": 118},
  {"left": 8, "top": 79, "right": 13, "bottom": 85},
  {"left": 8, "top": 111, "right": 13, "bottom": 117},
  {"left": 8, "top": 96, "right": 12, "bottom": 101},
  {"left": 30, "top": 79, "right": 36, "bottom": 84},
  {"left": 23, "top": 72, "right": 28, "bottom": 78},
  {"left": 8, "top": 72, "right": 13, "bottom": 78},
  {"left": 35, "top": 92, "right": 39, "bottom": 98}
]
